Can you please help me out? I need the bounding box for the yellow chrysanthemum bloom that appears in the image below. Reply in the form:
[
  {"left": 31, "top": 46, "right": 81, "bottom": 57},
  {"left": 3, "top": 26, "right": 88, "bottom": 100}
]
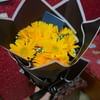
[
  {"left": 9, "top": 21, "right": 79, "bottom": 67},
  {"left": 10, "top": 39, "right": 36, "bottom": 60},
  {"left": 59, "top": 28, "right": 79, "bottom": 57}
]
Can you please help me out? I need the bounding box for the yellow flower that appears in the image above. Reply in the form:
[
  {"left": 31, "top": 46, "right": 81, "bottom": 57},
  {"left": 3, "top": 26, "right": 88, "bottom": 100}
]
[
  {"left": 33, "top": 52, "right": 52, "bottom": 67},
  {"left": 10, "top": 39, "right": 36, "bottom": 60},
  {"left": 59, "top": 27, "right": 79, "bottom": 57},
  {"left": 9, "top": 21, "right": 79, "bottom": 67}
]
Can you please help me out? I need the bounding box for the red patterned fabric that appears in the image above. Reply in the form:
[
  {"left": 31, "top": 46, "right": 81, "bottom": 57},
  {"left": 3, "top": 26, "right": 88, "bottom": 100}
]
[
  {"left": 81, "top": 0, "right": 100, "bottom": 20},
  {"left": 0, "top": 46, "right": 35, "bottom": 100},
  {"left": 83, "top": 34, "right": 100, "bottom": 79},
  {"left": 47, "top": 0, "right": 61, "bottom": 6},
  {"left": 0, "top": 0, "right": 20, "bottom": 17}
]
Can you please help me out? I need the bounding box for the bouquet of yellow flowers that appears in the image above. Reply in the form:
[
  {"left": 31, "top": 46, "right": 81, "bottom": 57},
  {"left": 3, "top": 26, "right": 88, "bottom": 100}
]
[
  {"left": 10, "top": 21, "right": 79, "bottom": 67},
  {"left": 0, "top": 1, "right": 99, "bottom": 99}
]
